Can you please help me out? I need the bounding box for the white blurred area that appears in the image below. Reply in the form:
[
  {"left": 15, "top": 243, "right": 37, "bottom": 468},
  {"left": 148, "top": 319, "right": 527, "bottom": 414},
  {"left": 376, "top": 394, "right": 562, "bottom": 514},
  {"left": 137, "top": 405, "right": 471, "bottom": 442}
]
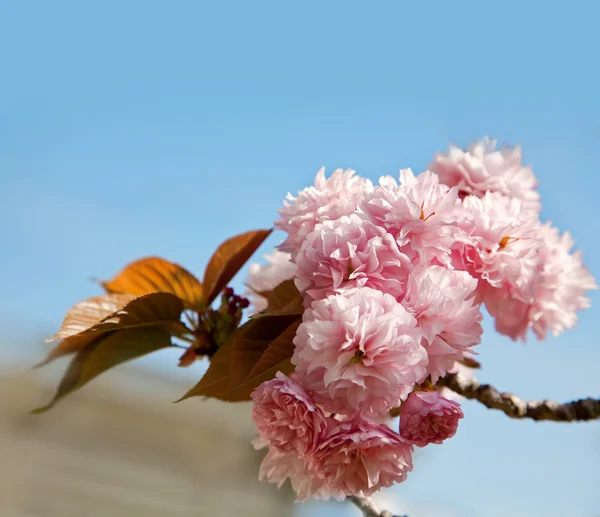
[{"left": 0, "top": 356, "right": 294, "bottom": 517}]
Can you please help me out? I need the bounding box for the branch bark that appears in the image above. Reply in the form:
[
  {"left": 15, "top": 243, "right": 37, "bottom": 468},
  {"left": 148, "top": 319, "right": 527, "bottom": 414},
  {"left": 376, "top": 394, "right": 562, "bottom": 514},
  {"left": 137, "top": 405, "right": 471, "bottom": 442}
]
[
  {"left": 438, "top": 373, "right": 600, "bottom": 422},
  {"left": 347, "top": 495, "right": 407, "bottom": 517}
]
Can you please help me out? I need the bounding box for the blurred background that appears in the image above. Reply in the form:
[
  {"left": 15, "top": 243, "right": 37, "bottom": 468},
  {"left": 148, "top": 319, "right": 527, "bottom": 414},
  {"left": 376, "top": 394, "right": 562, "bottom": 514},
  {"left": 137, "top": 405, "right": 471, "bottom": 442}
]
[{"left": 1, "top": 1, "right": 599, "bottom": 516}]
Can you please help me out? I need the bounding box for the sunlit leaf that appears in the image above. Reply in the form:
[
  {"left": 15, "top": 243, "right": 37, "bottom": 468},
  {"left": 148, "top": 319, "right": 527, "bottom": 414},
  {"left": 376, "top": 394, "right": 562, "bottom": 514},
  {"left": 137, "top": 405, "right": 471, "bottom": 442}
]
[
  {"left": 33, "top": 326, "right": 173, "bottom": 413},
  {"left": 49, "top": 292, "right": 185, "bottom": 339},
  {"left": 39, "top": 293, "right": 185, "bottom": 367},
  {"left": 102, "top": 257, "right": 204, "bottom": 310},
  {"left": 37, "top": 294, "right": 135, "bottom": 366},
  {"left": 203, "top": 229, "right": 272, "bottom": 306}
]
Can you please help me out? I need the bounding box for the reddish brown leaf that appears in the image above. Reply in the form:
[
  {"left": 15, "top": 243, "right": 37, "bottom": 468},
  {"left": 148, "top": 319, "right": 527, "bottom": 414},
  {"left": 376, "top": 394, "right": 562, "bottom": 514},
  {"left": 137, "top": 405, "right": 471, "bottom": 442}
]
[
  {"left": 176, "top": 315, "right": 299, "bottom": 403},
  {"left": 177, "top": 348, "right": 295, "bottom": 403},
  {"left": 178, "top": 347, "right": 198, "bottom": 368},
  {"left": 176, "top": 338, "right": 234, "bottom": 401},
  {"left": 230, "top": 314, "right": 299, "bottom": 387},
  {"left": 101, "top": 257, "right": 204, "bottom": 310},
  {"left": 33, "top": 326, "right": 173, "bottom": 413},
  {"left": 224, "top": 358, "right": 295, "bottom": 402},
  {"left": 40, "top": 293, "right": 185, "bottom": 367},
  {"left": 253, "top": 279, "right": 304, "bottom": 318},
  {"left": 247, "top": 320, "right": 300, "bottom": 381},
  {"left": 203, "top": 229, "right": 273, "bottom": 306},
  {"left": 36, "top": 334, "right": 102, "bottom": 368}
]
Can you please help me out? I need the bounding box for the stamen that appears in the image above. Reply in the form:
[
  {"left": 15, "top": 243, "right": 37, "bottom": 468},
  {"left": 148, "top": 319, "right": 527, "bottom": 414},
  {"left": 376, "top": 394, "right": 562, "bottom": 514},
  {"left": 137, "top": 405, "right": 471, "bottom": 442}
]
[
  {"left": 499, "top": 236, "right": 519, "bottom": 249},
  {"left": 420, "top": 202, "right": 435, "bottom": 221}
]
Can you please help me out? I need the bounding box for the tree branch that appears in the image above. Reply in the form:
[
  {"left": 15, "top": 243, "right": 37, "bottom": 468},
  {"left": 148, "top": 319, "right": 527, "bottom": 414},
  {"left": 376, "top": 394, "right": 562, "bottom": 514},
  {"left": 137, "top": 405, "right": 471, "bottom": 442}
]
[
  {"left": 438, "top": 373, "right": 600, "bottom": 422},
  {"left": 347, "top": 495, "right": 407, "bottom": 517}
]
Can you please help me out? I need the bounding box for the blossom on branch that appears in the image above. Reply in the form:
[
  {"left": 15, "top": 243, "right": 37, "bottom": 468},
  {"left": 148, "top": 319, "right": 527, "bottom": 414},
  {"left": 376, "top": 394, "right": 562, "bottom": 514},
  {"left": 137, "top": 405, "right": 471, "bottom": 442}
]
[
  {"left": 251, "top": 372, "right": 326, "bottom": 456},
  {"left": 429, "top": 137, "right": 541, "bottom": 211},
  {"left": 403, "top": 265, "right": 483, "bottom": 382},
  {"left": 246, "top": 137, "right": 597, "bottom": 503},
  {"left": 314, "top": 417, "right": 414, "bottom": 499},
  {"left": 528, "top": 223, "right": 598, "bottom": 339},
  {"left": 360, "top": 169, "right": 462, "bottom": 266},
  {"left": 292, "top": 287, "right": 427, "bottom": 417},
  {"left": 276, "top": 167, "right": 372, "bottom": 254},
  {"left": 294, "top": 214, "right": 412, "bottom": 304},
  {"left": 399, "top": 390, "right": 464, "bottom": 447}
]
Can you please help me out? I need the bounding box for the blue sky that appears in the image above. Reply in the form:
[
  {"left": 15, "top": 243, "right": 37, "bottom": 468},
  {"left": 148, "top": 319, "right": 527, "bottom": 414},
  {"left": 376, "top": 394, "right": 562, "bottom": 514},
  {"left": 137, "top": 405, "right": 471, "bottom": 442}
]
[{"left": 1, "top": 1, "right": 599, "bottom": 516}]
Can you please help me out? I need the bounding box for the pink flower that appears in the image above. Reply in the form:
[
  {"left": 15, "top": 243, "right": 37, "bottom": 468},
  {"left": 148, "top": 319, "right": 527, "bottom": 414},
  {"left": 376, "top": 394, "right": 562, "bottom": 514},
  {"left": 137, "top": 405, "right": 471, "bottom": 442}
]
[
  {"left": 399, "top": 391, "right": 463, "bottom": 447},
  {"left": 429, "top": 137, "right": 541, "bottom": 212},
  {"left": 245, "top": 249, "right": 296, "bottom": 313},
  {"left": 251, "top": 373, "right": 327, "bottom": 456},
  {"left": 313, "top": 417, "right": 414, "bottom": 499},
  {"left": 292, "top": 287, "right": 428, "bottom": 417},
  {"left": 403, "top": 266, "right": 483, "bottom": 382},
  {"left": 257, "top": 447, "right": 329, "bottom": 502},
  {"left": 479, "top": 223, "right": 597, "bottom": 341},
  {"left": 276, "top": 167, "right": 372, "bottom": 254},
  {"left": 527, "top": 223, "right": 597, "bottom": 339},
  {"left": 456, "top": 192, "right": 542, "bottom": 303},
  {"left": 294, "top": 214, "right": 412, "bottom": 304},
  {"left": 478, "top": 282, "right": 531, "bottom": 340},
  {"left": 360, "top": 169, "right": 463, "bottom": 266}
]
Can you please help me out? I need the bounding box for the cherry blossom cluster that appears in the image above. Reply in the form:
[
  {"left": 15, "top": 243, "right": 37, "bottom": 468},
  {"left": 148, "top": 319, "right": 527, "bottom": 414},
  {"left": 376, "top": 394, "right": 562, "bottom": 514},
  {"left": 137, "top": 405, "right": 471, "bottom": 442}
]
[{"left": 246, "top": 138, "right": 597, "bottom": 501}]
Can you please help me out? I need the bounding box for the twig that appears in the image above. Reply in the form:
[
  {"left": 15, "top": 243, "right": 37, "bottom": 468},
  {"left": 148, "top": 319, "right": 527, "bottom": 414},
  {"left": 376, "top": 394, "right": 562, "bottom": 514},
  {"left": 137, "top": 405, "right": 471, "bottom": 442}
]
[
  {"left": 438, "top": 373, "right": 600, "bottom": 422},
  {"left": 347, "top": 495, "right": 408, "bottom": 517}
]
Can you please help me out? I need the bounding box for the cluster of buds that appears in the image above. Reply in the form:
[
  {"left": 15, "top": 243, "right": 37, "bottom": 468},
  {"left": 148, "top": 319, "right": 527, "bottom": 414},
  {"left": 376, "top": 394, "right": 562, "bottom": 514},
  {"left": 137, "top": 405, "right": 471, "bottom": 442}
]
[
  {"left": 222, "top": 287, "right": 250, "bottom": 317},
  {"left": 178, "top": 286, "right": 250, "bottom": 367}
]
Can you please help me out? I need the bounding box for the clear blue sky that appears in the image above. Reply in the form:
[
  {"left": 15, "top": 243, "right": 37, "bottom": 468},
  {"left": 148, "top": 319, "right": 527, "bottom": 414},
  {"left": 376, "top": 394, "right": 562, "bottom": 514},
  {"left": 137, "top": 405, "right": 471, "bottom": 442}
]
[{"left": 1, "top": 2, "right": 599, "bottom": 516}]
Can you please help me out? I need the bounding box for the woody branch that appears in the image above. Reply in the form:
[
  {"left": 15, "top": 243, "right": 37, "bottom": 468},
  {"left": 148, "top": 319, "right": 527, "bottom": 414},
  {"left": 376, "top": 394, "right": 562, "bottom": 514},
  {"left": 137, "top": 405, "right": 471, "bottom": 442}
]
[
  {"left": 438, "top": 373, "right": 600, "bottom": 422},
  {"left": 347, "top": 495, "right": 407, "bottom": 517}
]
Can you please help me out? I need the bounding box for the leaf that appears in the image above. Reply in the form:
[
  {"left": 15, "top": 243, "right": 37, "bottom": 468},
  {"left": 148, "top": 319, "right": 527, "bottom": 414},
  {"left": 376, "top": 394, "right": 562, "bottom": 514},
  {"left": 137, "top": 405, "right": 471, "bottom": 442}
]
[
  {"left": 33, "top": 326, "right": 173, "bottom": 413},
  {"left": 177, "top": 314, "right": 300, "bottom": 403},
  {"left": 48, "top": 294, "right": 136, "bottom": 341},
  {"left": 253, "top": 279, "right": 304, "bottom": 318},
  {"left": 101, "top": 257, "right": 204, "bottom": 310},
  {"left": 36, "top": 294, "right": 135, "bottom": 366},
  {"left": 224, "top": 358, "right": 295, "bottom": 402},
  {"left": 49, "top": 292, "right": 185, "bottom": 339},
  {"left": 177, "top": 347, "right": 198, "bottom": 368},
  {"left": 230, "top": 314, "right": 299, "bottom": 387},
  {"left": 246, "top": 320, "right": 300, "bottom": 381},
  {"left": 176, "top": 337, "right": 234, "bottom": 401},
  {"left": 177, "top": 350, "right": 294, "bottom": 403},
  {"left": 39, "top": 293, "right": 185, "bottom": 367},
  {"left": 36, "top": 334, "right": 103, "bottom": 368},
  {"left": 203, "top": 229, "right": 273, "bottom": 306}
]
